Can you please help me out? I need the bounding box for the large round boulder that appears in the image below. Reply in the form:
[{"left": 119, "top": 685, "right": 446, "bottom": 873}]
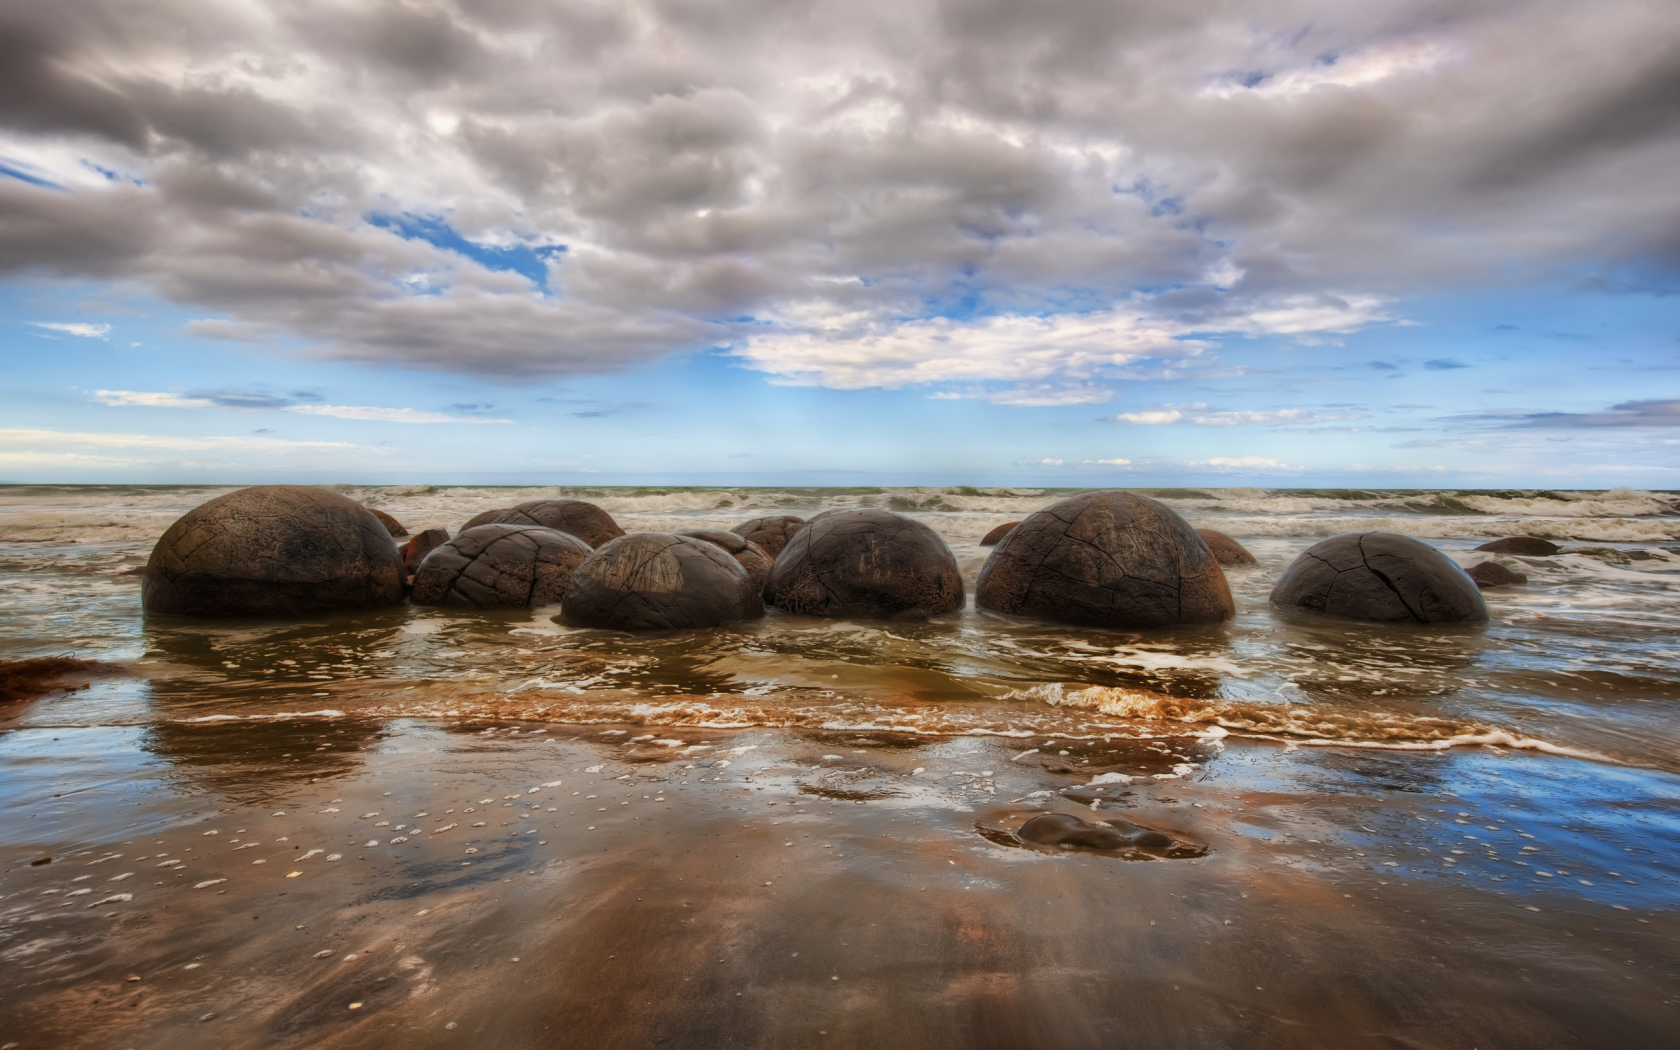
[
  {"left": 1270, "top": 532, "right": 1487, "bottom": 624},
  {"left": 678, "top": 529, "right": 773, "bottom": 595},
  {"left": 142, "top": 485, "right": 404, "bottom": 617},
  {"left": 731, "top": 515, "right": 805, "bottom": 558},
  {"left": 1473, "top": 536, "right": 1559, "bottom": 556},
  {"left": 1195, "top": 529, "right": 1257, "bottom": 566},
  {"left": 411, "top": 525, "right": 590, "bottom": 609},
  {"left": 461, "top": 508, "right": 510, "bottom": 532},
  {"left": 976, "top": 491, "right": 1233, "bottom": 629},
  {"left": 980, "top": 521, "right": 1020, "bottom": 546},
  {"left": 560, "top": 533, "right": 764, "bottom": 630},
  {"left": 768, "top": 509, "right": 963, "bottom": 619},
  {"left": 493, "top": 500, "right": 623, "bottom": 547}
]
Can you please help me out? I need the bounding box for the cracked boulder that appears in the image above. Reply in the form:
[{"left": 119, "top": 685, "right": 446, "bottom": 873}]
[
  {"left": 678, "top": 529, "right": 773, "bottom": 595},
  {"left": 492, "top": 500, "right": 624, "bottom": 547},
  {"left": 461, "top": 508, "right": 510, "bottom": 532},
  {"left": 731, "top": 515, "right": 805, "bottom": 558},
  {"left": 1195, "top": 529, "right": 1257, "bottom": 566},
  {"left": 560, "top": 533, "right": 765, "bottom": 630},
  {"left": 1270, "top": 532, "right": 1487, "bottom": 624},
  {"left": 768, "top": 508, "right": 963, "bottom": 619},
  {"left": 975, "top": 491, "right": 1233, "bottom": 629},
  {"left": 410, "top": 525, "right": 590, "bottom": 609},
  {"left": 142, "top": 485, "right": 404, "bottom": 617}
]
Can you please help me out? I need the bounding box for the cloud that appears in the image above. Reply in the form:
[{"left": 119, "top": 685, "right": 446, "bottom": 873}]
[
  {"left": 0, "top": 427, "right": 367, "bottom": 453},
  {"left": 1507, "top": 398, "right": 1680, "bottom": 428},
  {"left": 1424, "top": 358, "right": 1470, "bottom": 370},
  {"left": 33, "top": 321, "right": 110, "bottom": 338},
  {"left": 0, "top": 0, "right": 1676, "bottom": 385},
  {"left": 93, "top": 389, "right": 508, "bottom": 423},
  {"left": 1039, "top": 458, "right": 1064, "bottom": 466},
  {"left": 1189, "top": 456, "right": 1300, "bottom": 470},
  {"left": 1083, "top": 457, "right": 1132, "bottom": 466},
  {"left": 1104, "top": 405, "right": 1368, "bottom": 426}
]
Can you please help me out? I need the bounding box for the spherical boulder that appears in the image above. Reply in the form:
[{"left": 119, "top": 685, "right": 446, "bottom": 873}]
[
  {"left": 461, "top": 508, "right": 509, "bottom": 532},
  {"left": 731, "top": 515, "right": 805, "bottom": 558},
  {"left": 768, "top": 509, "right": 963, "bottom": 619},
  {"left": 980, "top": 521, "right": 1019, "bottom": 546},
  {"left": 1474, "top": 536, "right": 1559, "bottom": 556},
  {"left": 411, "top": 525, "right": 590, "bottom": 609},
  {"left": 400, "top": 527, "right": 451, "bottom": 580},
  {"left": 493, "top": 500, "right": 623, "bottom": 547},
  {"left": 678, "top": 529, "right": 773, "bottom": 595},
  {"left": 1196, "top": 529, "right": 1257, "bottom": 566},
  {"left": 560, "top": 533, "right": 764, "bottom": 630},
  {"left": 1466, "top": 561, "right": 1527, "bottom": 589},
  {"left": 367, "top": 507, "right": 408, "bottom": 537},
  {"left": 976, "top": 491, "right": 1233, "bottom": 629},
  {"left": 142, "top": 485, "right": 403, "bottom": 617},
  {"left": 1270, "top": 532, "right": 1487, "bottom": 624}
]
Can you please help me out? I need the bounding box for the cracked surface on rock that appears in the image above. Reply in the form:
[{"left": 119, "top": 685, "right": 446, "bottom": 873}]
[
  {"left": 975, "top": 491, "right": 1232, "bottom": 629},
  {"left": 560, "top": 533, "right": 765, "bottom": 630},
  {"left": 1269, "top": 531, "right": 1487, "bottom": 624},
  {"left": 492, "top": 500, "right": 624, "bottom": 547},
  {"left": 141, "top": 485, "right": 404, "bottom": 617},
  {"left": 731, "top": 515, "right": 805, "bottom": 558},
  {"left": 679, "top": 529, "right": 773, "bottom": 596},
  {"left": 768, "top": 508, "right": 963, "bottom": 619},
  {"left": 410, "top": 525, "right": 590, "bottom": 610},
  {"left": 461, "top": 508, "right": 510, "bottom": 532},
  {"left": 1195, "top": 529, "right": 1257, "bottom": 566}
]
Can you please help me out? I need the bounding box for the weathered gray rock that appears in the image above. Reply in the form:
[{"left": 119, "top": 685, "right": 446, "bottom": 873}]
[
  {"left": 493, "top": 500, "right": 623, "bottom": 547},
  {"left": 980, "top": 521, "right": 1019, "bottom": 546},
  {"left": 560, "top": 533, "right": 764, "bottom": 630},
  {"left": 731, "top": 515, "right": 805, "bottom": 558},
  {"left": 461, "top": 508, "right": 509, "bottom": 532},
  {"left": 768, "top": 509, "right": 963, "bottom": 619},
  {"left": 1270, "top": 532, "right": 1487, "bottom": 624},
  {"left": 976, "top": 491, "right": 1233, "bottom": 629},
  {"left": 142, "top": 485, "right": 403, "bottom": 617},
  {"left": 678, "top": 529, "right": 773, "bottom": 595},
  {"left": 1196, "top": 528, "right": 1257, "bottom": 566},
  {"left": 1473, "top": 536, "right": 1560, "bottom": 556},
  {"left": 1466, "top": 561, "right": 1528, "bottom": 589},
  {"left": 411, "top": 525, "right": 590, "bottom": 610}
]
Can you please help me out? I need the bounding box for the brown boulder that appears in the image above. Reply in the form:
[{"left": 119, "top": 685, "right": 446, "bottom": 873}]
[
  {"left": 1270, "top": 532, "right": 1486, "bottom": 624},
  {"left": 400, "top": 527, "right": 451, "bottom": 577},
  {"left": 769, "top": 509, "right": 963, "bottom": 619},
  {"left": 1473, "top": 537, "right": 1559, "bottom": 556},
  {"left": 142, "top": 485, "right": 403, "bottom": 617},
  {"left": 462, "top": 508, "right": 509, "bottom": 532},
  {"left": 560, "top": 533, "right": 764, "bottom": 630},
  {"left": 979, "top": 521, "right": 1019, "bottom": 546},
  {"left": 1195, "top": 529, "right": 1257, "bottom": 566},
  {"left": 493, "top": 500, "right": 624, "bottom": 547},
  {"left": 367, "top": 507, "right": 408, "bottom": 537},
  {"left": 679, "top": 529, "right": 773, "bottom": 595},
  {"left": 731, "top": 515, "right": 806, "bottom": 558},
  {"left": 411, "top": 525, "right": 591, "bottom": 610},
  {"left": 976, "top": 491, "right": 1233, "bottom": 629},
  {"left": 1466, "top": 561, "right": 1528, "bottom": 589}
]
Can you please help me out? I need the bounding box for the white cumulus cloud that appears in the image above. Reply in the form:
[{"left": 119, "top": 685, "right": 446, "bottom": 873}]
[{"left": 34, "top": 322, "right": 111, "bottom": 338}]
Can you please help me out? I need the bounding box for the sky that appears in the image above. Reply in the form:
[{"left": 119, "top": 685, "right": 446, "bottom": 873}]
[{"left": 1, "top": 0, "right": 1677, "bottom": 488}]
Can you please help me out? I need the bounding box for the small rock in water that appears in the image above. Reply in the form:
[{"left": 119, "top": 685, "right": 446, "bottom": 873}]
[
  {"left": 29, "top": 855, "right": 51, "bottom": 866},
  {"left": 1474, "top": 536, "right": 1559, "bottom": 556},
  {"left": 1467, "top": 561, "right": 1527, "bottom": 589}
]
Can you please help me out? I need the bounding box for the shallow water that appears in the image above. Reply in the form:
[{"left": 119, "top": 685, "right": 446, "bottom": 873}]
[{"left": 2, "top": 484, "right": 1678, "bottom": 1047}]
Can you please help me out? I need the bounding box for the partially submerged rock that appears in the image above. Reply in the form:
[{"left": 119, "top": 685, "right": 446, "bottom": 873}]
[
  {"left": 979, "top": 811, "right": 1207, "bottom": 859},
  {"left": 494, "top": 500, "right": 624, "bottom": 547},
  {"left": 731, "top": 515, "right": 806, "bottom": 558},
  {"left": 1270, "top": 532, "right": 1487, "bottom": 624},
  {"left": 142, "top": 486, "right": 404, "bottom": 617},
  {"left": 976, "top": 491, "right": 1233, "bottom": 629},
  {"left": 1466, "top": 561, "right": 1528, "bottom": 589},
  {"left": 560, "top": 533, "right": 764, "bottom": 630},
  {"left": 1195, "top": 528, "right": 1257, "bottom": 566},
  {"left": 400, "top": 527, "right": 450, "bottom": 579},
  {"left": 1474, "top": 536, "right": 1560, "bottom": 556},
  {"left": 678, "top": 529, "right": 773, "bottom": 595},
  {"left": 768, "top": 509, "right": 963, "bottom": 619},
  {"left": 411, "top": 525, "right": 591, "bottom": 610},
  {"left": 979, "top": 521, "right": 1019, "bottom": 546}
]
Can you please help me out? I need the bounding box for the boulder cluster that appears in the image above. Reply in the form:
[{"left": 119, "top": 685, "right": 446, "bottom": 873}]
[{"left": 141, "top": 485, "right": 1544, "bottom": 632}]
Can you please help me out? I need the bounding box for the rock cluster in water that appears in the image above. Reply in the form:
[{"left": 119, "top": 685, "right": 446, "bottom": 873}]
[
  {"left": 976, "top": 491, "right": 1234, "bottom": 629},
  {"left": 769, "top": 508, "right": 963, "bottom": 619},
  {"left": 411, "top": 524, "right": 591, "bottom": 610},
  {"left": 493, "top": 500, "right": 624, "bottom": 547},
  {"left": 560, "top": 533, "right": 764, "bottom": 630},
  {"left": 679, "top": 529, "right": 773, "bottom": 595},
  {"left": 1270, "top": 532, "right": 1487, "bottom": 624},
  {"left": 142, "top": 485, "right": 404, "bottom": 617}
]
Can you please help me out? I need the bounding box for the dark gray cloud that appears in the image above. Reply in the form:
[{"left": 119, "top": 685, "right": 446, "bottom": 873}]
[
  {"left": 0, "top": 0, "right": 1676, "bottom": 381},
  {"left": 1512, "top": 399, "right": 1680, "bottom": 428}
]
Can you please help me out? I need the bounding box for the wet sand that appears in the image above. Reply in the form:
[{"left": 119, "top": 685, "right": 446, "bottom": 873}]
[{"left": 3, "top": 714, "right": 1676, "bottom": 1049}]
